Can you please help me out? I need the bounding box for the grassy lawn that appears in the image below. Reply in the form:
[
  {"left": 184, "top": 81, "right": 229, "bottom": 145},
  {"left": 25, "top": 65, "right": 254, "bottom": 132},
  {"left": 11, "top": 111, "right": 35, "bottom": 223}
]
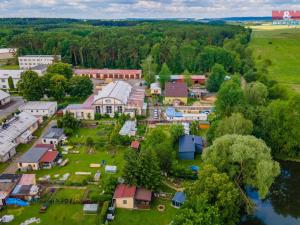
[
  {"left": 29, "top": 123, "right": 127, "bottom": 186},
  {"left": 0, "top": 64, "right": 19, "bottom": 69},
  {"left": 52, "top": 188, "right": 86, "bottom": 200},
  {"left": 111, "top": 198, "right": 177, "bottom": 225},
  {"left": 249, "top": 26, "right": 300, "bottom": 92},
  {"left": 0, "top": 204, "right": 99, "bottom": 225}
]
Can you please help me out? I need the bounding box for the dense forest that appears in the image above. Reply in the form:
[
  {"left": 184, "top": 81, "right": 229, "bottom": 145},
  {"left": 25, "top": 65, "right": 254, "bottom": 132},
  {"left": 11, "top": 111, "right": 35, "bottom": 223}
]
[{"left": 0, "top": 19, "right": 249, "bottom": 74}]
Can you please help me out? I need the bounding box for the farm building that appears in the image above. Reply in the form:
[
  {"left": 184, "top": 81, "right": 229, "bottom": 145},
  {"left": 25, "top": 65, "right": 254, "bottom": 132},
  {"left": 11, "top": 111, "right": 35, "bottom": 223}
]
[
  {"left": 178, "top": 135, "right": 204, "bottom": 160},
  {"left": 74, "top": 68, "right": 142, "bottom": 80},
  {"left": 19, "top": 101, "right": 57, "bottom": 121},
  {"left": 0, "top": 112, "right": 38, "bottom": 162},
  {"left": 164, "top": 82, "right": 188, "bottom": 105},
  {"left": 42, "top": 128, "right": 65, "bottom": 146},
  {"left": 0, "top": 90, "right": 11, "bottom": 106},
  {"left": 113, "top": 184, "right": 152, "bottom": 209}
]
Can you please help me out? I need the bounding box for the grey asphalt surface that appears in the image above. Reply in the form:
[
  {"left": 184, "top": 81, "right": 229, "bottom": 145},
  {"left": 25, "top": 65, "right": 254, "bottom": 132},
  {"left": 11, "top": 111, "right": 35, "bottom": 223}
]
[{"left": 0, "top": 96, "right": 24, "bottom": 120}]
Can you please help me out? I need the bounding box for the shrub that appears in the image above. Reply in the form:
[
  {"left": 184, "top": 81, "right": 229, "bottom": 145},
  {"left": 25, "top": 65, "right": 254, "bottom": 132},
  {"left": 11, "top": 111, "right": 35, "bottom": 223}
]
[{"left": 100, "top": 201, "right": 109, "bottom": 224}]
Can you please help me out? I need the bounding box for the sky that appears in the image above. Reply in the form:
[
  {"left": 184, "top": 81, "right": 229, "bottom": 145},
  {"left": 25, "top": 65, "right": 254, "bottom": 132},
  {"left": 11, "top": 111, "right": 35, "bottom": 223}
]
[{"left": 0, "top": 0, "right": 300, "bottom": 19}]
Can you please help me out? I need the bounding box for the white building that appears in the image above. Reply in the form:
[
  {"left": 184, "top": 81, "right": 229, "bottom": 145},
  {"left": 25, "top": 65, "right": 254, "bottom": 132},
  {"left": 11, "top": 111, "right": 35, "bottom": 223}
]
[
  {"left": 0, "top": 48, "right": 17, "bottom": 59},
  {"left": 42, "top": 128, "right": 65, "bottom": 146},
  {"left": 93, "top": 81, "right": 145, "bottom": 117},
  {"left": 19, "top": 101, "right": 57, "bottom": 120},
  {"left": 165, "top": 107, "right": 208, "bottom": 122},
  {"left": 0, "top": 90, "right": 10, "bottom": 106},
  {"left": 64, "top": 81, "right": 146, "bottom": 119},
  {"left": 0, "top": 65, "right": 47, "bottom": 90},
  {"left": 18, "top": 55, "right": 61, "bottom": 69},
  {"left": 150, "top": 82, "right": 161, "bottom": 95},
  {"left": 0, "top": 112, "right": 39, "bottom": 162}
]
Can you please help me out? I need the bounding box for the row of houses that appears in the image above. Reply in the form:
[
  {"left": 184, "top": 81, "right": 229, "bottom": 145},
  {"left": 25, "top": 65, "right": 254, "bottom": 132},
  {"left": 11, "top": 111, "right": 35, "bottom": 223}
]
[
  {"left": 64, "top": 81, "right": 146, "bottom": 119},
  {"left": 18, "top": 142, "right": 62, "bottom": 171},
  {"left": 0, "top": 101, "right": 58, "bottom": 162},
  {"left": 0, "top": 112, "right": 39, "bottom": 162}
]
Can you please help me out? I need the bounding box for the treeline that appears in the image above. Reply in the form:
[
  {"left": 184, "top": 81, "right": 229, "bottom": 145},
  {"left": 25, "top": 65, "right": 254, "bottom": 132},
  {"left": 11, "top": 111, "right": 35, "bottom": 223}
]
[
  {"left": 206, "top": 45, "right": 300, "bottom": 158},
  {"left": 0, "top": 20, "right": 247, "bottom": 74}
]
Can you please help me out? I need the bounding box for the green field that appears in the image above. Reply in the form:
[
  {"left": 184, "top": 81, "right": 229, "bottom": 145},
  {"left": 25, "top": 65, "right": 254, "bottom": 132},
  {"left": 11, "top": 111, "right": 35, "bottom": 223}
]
[
  {"left": 0, "top": 204, "right": 99, "bottom": 225},
  {"left": 249, "top": 26, "right": 300, "bottom": 92},
  {"left": 111, "top": 198, "right": 177, "bottom": 225}
]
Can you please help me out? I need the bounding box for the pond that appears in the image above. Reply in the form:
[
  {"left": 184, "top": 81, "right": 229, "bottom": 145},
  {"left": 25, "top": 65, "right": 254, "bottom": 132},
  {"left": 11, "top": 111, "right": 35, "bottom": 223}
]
[{"left": 241, "top": 160, "right": 300, "bottom": 225}]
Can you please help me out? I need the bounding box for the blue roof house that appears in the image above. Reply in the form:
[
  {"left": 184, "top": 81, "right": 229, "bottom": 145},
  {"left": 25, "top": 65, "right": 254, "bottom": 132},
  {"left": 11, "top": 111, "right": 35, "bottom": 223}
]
[
  {"left": 172, "top": 192, "right": 186, "bottom": 208},
  {"left": 178, "top": 135, "right": 204, "bottom": 160}
]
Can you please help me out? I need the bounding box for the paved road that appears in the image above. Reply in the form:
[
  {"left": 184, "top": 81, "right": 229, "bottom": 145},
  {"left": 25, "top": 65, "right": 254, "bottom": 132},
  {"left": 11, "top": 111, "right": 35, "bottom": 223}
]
[
  {"left": 0, "top": 96, "right": 24, "bottom": 120},
  {"left": 3, "top": 120, "right": 57, "bottom": 174}
]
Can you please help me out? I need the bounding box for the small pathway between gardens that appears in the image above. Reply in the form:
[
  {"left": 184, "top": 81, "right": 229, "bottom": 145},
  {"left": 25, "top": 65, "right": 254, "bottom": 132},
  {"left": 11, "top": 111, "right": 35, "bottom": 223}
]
[
  {"left": 48, "top": 185, "right": 87, "bottom": 190},
  {"left": 162, "top": 180, "right": 185, "bottom": 192},
  {"left": 2, "top": 120, "right": 56, "bottom": 174}
]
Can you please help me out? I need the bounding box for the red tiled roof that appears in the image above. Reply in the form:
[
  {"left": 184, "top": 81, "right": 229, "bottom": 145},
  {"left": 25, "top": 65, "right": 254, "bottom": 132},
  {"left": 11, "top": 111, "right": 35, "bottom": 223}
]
[
  {"left": 165, "top": 82, "right": 188, "bottom": 98},
  {"left": 113, "top": 184, "right": 136, "bottom": 199},
  {"left": 39, "top": 151, "right": 59, "bottom": 163},
  {"left": 35, "top": 144, "right": 55, "bottom": 150},
  {"left": 131, "top": 141, "right": 140, "bottom": 149},
  {"left": 135, "top": 188, "right": 152, "bottom": 201},
  {"left": 74, "top": 69, "right": 142, "bottom": 75}
]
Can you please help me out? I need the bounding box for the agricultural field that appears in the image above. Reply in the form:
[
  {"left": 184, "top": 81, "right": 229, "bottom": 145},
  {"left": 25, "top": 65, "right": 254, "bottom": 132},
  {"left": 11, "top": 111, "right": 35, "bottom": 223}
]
[{"left": 249, "top": 24, "right": 300, "bottom": 92}]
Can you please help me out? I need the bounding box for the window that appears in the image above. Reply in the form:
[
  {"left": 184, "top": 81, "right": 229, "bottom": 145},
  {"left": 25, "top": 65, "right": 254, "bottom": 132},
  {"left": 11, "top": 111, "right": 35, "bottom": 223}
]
[
  {"left": 1, "top": 79, "right": 5, "bottom": 82},
  {"left": 95, "top": 106, "right": 101, "bottom": 114},
  {"left": 2, "top": 85, "right": 6, "bottom": 88},
  {"left": 117, "top": 106, "right": 122, "bottom": 113},
  {"left": 106, "top": 106, "right": 112, "bottom": 114},
  {"left": 123, "top": 200, "right": 127, "bottom": 204}
]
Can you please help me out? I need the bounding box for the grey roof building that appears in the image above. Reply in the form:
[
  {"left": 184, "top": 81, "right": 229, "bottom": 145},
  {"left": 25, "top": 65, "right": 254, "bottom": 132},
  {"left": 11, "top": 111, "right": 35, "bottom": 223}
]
[
  {"left": 18, "top": 147, "right": 49, "bottom": 163},
  {"left": 42, "top": 128, "right": 64, "bottom": 140}
]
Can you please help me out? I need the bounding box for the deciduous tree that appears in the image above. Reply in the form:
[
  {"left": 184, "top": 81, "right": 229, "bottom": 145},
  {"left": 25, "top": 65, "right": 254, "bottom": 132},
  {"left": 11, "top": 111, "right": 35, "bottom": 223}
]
[
  {"left": 203, "top": 135, "right": 280, "bottom": 198},
  {"left": 17, "top": 70, "right": 44, "bottom": 100}
]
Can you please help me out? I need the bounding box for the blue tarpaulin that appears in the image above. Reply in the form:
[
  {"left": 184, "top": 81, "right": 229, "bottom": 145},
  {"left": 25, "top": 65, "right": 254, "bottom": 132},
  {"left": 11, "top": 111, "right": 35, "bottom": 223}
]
[
  {"left": 6, "top": 198, "right": 29, "bottom": 206},
  {"left": 190, "top": 165, "right": 199, "bottom": 172}
]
